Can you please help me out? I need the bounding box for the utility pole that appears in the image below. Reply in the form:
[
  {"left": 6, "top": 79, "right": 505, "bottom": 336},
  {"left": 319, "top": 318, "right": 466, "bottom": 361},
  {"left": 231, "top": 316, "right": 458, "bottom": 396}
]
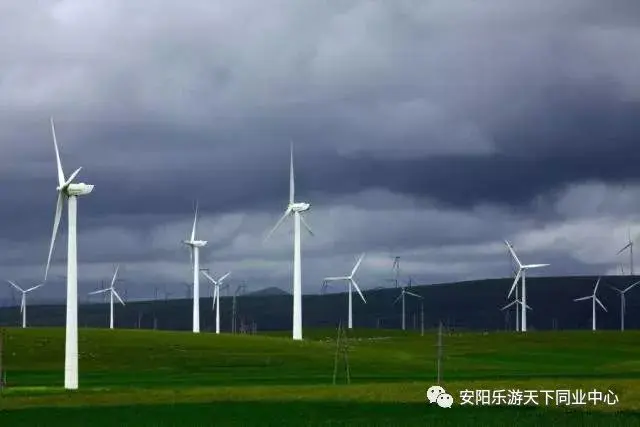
[
  {"left": 332, "top": 321, "right": 350, "bottom": 385},
  {"left": 436, "top": 321, "right": 443, "bottom": 385}
]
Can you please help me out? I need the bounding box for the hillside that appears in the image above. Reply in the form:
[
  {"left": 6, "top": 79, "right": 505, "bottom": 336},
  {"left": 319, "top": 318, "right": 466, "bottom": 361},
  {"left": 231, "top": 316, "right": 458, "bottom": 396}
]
[{"left": 1, "top": 275, "right": 639, "bottom": 331}]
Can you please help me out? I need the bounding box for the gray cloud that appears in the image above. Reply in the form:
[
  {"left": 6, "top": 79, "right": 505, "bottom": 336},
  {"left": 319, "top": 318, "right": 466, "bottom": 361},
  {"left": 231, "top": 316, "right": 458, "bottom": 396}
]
[{"left": 0, "top": 1, "right": 640, "bottom": 302}]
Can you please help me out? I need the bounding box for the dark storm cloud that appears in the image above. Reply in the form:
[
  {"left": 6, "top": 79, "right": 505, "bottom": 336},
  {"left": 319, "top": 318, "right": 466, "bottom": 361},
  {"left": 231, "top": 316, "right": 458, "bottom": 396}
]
[{"left": 1, "top": 1, "right": 640, "bottom": 300}]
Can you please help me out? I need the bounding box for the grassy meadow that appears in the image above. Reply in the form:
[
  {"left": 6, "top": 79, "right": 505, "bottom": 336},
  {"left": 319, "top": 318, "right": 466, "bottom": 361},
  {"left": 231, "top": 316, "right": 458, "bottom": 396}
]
[{"left": 0, "top": 327, "right": 639, "bottom": 425}]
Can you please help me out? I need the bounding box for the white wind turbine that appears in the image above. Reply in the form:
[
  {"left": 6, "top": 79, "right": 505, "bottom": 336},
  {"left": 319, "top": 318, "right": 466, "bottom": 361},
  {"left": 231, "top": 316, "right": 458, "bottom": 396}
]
[
  {"left": 182, "top": 202, "right": 207, "bottom": 334},
  {"left": 6, "top": 280, "right": 43, "bottom": 328},
  {"left": 264, "top": 143, "right": 314, "bottom": 340},
  {"left": 322, "top": 253, "right": 367, "bottom": 329},
  {"left": 573, "top": 277, "right": 607, "bottom": 331},
  {"left": 44, "top": 117, "right": 94, "bottom": 391},
  {"left": 394, "top": 283, "right": 423, "bottom": 331},
  {"left": 201, "top": 270, "right": 231, "bottom": 334},
  {"left": 88, "top": 265, "right": 125, "bottom": 329},
  {"left": 617, "top": 229, "right": 636, "bottom": 275},
  {"left": 610, "top": 279, "right": 640, "bottom": 331},
  {"left": 505, "top": 240, "right": 549, "bottom": 332}
]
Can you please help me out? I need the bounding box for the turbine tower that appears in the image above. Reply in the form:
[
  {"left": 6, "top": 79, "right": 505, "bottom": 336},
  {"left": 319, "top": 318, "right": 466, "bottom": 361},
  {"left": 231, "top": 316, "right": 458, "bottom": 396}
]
[
  {"left": 182, "top": 202, "right": 207, "bottom": 333},
  {"left": 573, "top": 277, "right": 607, "bottom": 331},
  {"left": 201, "top": 270, "right": 231, "bottom": 334},
  {"left": 44, "top": 117, "right": 94, "bottom": 391},
  {"left": 264, "top": 142, "right": 314, "bottom": 340},
  {"left": 322, "top": 253, "right": 367, "bottom": 329},
  {"left": 6, "top": 280, "right": 43, "bottom": 328},
  {"left": 88, "top": 265, "right": 125, "bottom": 329},
  {"left": 610, "top": 279, "right": 640, "bottom": 331},
  {"left": 505, "top": 240, "right": 549, "bottom": 332},
  {"left": 393, "top": 285, "right": 422, "bottom": 331}
]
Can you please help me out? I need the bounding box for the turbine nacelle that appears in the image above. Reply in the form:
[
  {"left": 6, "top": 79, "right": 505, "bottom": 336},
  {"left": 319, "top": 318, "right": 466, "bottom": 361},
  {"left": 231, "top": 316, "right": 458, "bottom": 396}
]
[
  {"left": 66, "top": 183, "right": 94, "bottom": 196},
  {"left": 184, "top": 240, "right": 207, "bottom": 247},
  {"left": 290, "top": 202, "right": 310, "bottom": 212}
]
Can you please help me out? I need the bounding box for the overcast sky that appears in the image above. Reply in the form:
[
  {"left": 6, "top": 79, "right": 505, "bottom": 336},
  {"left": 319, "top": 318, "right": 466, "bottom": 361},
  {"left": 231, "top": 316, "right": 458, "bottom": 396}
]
[{"left": 2, "top": 1, "right": 640, "bottom": 302}]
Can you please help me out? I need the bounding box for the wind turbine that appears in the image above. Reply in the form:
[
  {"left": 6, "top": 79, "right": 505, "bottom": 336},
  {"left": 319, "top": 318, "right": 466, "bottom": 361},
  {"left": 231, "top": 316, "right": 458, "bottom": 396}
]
[
  {"left": 322, "top": 253, "right": 367, "bottom": 329},
  {"left": 182, "top": 201, "right": 207, "bottom": 333},
  {"left": 505, "top": 240, "right": 549, "bottom": 332},
  {"left": 610, "top": 279, "right": 640, "bottom": 331},
  {"left": 6, "top": 281, "right": 43, "bottom": 328},
  {"left": 573, "top": 277, "right": 607, "bottom": 331},
  {"left": 393, "top": 285, "right": 422, "bottom": 331},
  {"left": 44, "top": 117, "right": 94, "bottom": 390},
  {"left": 500, "top": 298, "right": 531, "bottom": 332},
  {"left": 617, "top": 229, "right": 636, "bottom": 276},
  {"left": 87, "top": 265, "right": 125, "bottom": 329},
  {"left": 201, "top": 270, "right": 231, "bottom": 334},
  {"left": 263, "top": 142, "right": 313, "bottom": 340}
]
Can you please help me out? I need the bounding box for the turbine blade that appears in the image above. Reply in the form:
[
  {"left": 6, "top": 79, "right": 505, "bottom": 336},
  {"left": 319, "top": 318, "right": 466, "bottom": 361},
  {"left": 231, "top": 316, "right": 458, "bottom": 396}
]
[
  {"left": 63, "top": 167, "right": 82, "bottom": 188},
  {"left": 113, "top": 290, "right": 125, "bottom": 306},
  {"left": 596, "top": 297, "right": 607, "bottom": 312},
  {"left": 351, "top": 278, "right": 366, "bottom": 303},
  {"left": 25, "top": 284, "right": 44, "bottom": 293},
  {"left": 617, "top": 242, "right": 632, "bottom": 255},
  {"left": 593, "top": 277, "right": 601, "bottom": 294},
  {"left": 110, "top": 265, "right": 120, "bottom": 288},
  {"left": 500, "top": 300, "right": 516, "bottom": 310},
  {"left": 289, "top": 141, "right": 294, "bottom": 204},
  {"left": 405, "top": 291, "right": 423, "bottom": 299},
  {"left": 623, "top": 280, "right": 640, "bottom": 293},
  {"left": 44, "top": 192, "right": 64, "bottom": 282},
  {"left": 523, "top": 263, "right": 550, "bottom": 269},
  {"left": 6, "top": 280, "right": 23, "bottom": 293},
  {"left": 393, "top": 293, "right": 402, "bottom": 305},
  {"left": 507, "top": 269, "right": 522, "bottom": 299},
  {"left": 504, "top": 240, "right": 522, "bottom": 268},
  {"left": 218, "top": 272, "right": 231, "bottom": 283},
  {"left": 20, "top": 296, "right": 25, "bottom": 313},
  {"left": 201, "top": 270, "right": 217, "bottom": 284},
  {"left": 264, "top": 208, "right": 291, "bottom": 242},
  {"left": 50, "top": 117, "right": 66, "bottom": 187},
  {"left": 350, "top": 253, "right": 365, "bottom": 277},
  {"left": 88, "top": 289, "right": 109, "bottom": 295},
  {"left": 212, "top": 286, "right": 218, "bottom": 310},
  {"left": 191, "top": 201, "right": 198, "bottom": 242},
  {"left": 300, "top": 214, "right": 314, "bottom": 236},
  {"left": 323, "top": 276, "right": 348, "bottom": 282},
  {"left": 573, "top": 295, "right": 591, "bottom": 302}
]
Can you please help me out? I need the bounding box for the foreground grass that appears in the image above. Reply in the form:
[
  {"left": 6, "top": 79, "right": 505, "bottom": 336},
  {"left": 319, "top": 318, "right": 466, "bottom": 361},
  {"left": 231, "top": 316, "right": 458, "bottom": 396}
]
[
  {"left": 1, "top": 328, "right": 639, "bottom": 425},
  {"left": 2, "top": 401, "right": 640, "bottom": 427}
]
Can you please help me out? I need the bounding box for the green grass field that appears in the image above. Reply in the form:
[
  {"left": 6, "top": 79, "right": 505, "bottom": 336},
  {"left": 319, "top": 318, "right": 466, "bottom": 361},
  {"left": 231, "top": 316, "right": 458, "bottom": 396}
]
[{"left": 1, "top": 327, "right": 639, "bottom": 425}]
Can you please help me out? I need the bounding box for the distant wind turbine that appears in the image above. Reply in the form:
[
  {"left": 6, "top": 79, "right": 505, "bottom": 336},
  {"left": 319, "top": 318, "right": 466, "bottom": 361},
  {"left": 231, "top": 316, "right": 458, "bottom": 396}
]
[
  {"left": 610, "top": 279, "right": 640, "bottom": 331},
  {"left": 617, "top": 229, "right": 636, "bottom": 276},
  {"left": 500, "top": 298, "right": 531, "bottom": 331},
  {"left": 6, "top": 280, "right": 43, "bottom": 328},
  {"left": 574, "top": 277, "right": 607, "bottom": 331},
  {"left": 88, "top": 265, "right": 125, "bottom": 329},
  {"left": 201, "top": 270, "right": 231, "bottom": 334},
  {"left": 44, "top": 117, "right": 94, "bottom": 390},
  {"left": 322, "top": 253, "right": 367, "bottom": 329},
  {"left": 263, "top": 142, "right": 313, "bottom": 340},
  {"left": 394, "top": 285, "right": 422, "bottom": 331},
  {"left": 182, "top": 201, "right": 207, "bottom": 333},
  {"left": 505, "top": 240, "right": 549, "bottom": 332}
]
